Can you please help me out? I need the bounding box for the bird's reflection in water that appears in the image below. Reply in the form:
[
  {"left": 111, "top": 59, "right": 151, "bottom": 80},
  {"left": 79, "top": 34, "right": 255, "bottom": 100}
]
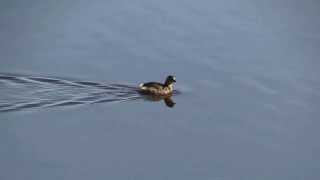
[
  {"left": 0, "top": 73, "right": 179, "bottom": 112},
  {"left": 140, "top": 93, "right": 176, "bottom": 108}
]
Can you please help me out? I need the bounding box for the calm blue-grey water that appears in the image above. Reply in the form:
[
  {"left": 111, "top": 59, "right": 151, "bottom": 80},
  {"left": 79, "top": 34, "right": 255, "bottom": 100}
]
[{"left": 1, "top": 0, "right": 320, "bottom": 179}]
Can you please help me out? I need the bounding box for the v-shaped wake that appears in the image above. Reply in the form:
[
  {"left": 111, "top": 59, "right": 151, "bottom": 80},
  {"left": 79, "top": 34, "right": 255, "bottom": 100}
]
[{"left": 0, "top": 73, "right": 143, "bottom": 112}]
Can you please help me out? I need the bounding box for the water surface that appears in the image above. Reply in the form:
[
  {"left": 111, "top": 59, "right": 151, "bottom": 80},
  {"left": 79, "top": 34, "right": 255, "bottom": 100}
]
[{"left": 1, "top": 0, "right": 320, "bottom": 179}]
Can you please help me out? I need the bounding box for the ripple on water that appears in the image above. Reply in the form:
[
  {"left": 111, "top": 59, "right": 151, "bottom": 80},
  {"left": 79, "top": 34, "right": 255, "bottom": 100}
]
[{"left": 232, "top": 76, "right": 278, "bottom": 95}]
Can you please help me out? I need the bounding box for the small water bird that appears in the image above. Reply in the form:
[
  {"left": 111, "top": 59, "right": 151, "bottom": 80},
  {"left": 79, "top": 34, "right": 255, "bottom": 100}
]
[{"left": 139, "top": 75, "right": 176, "bottom": 96}]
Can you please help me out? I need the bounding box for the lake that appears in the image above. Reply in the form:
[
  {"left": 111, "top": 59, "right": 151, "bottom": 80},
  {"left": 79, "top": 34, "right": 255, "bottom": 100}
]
[{"left": 0, "top": 0, "right": 319, "bottom": 179}]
